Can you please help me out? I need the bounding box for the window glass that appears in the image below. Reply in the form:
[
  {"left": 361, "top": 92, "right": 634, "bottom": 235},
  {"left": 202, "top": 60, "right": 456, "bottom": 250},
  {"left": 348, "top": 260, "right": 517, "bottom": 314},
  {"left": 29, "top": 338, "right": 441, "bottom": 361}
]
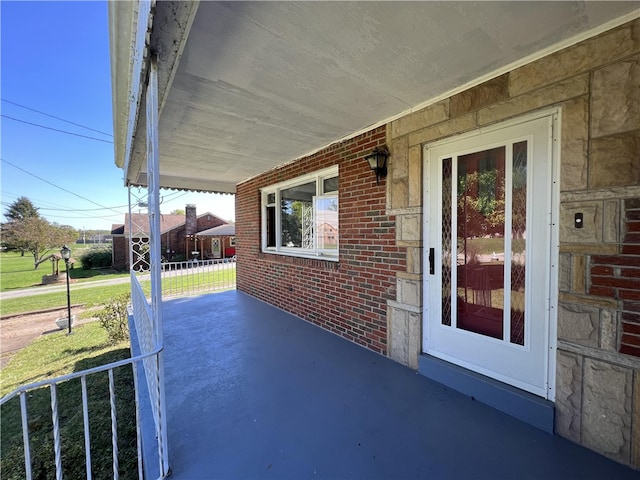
[
  {"left": 315, "top": 196, "right": 338, "bottom": 251},
  {"left": 323, "top": 176, "right": 339, "bottom": 193},
  {"left": 281, "top": 181, "right": 315, "bottom": 249},
  {"left": 261, "top": 167, "right": 339, "bottom": 259},
  {"left": 266, "top": 206, "right": 276, "bottom": 247}
]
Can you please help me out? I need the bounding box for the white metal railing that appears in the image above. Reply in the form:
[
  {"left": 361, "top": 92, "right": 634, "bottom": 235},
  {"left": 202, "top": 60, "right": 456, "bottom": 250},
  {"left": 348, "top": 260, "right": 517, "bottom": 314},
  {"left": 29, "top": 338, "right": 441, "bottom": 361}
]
[
  {"left": 161, "top": 257, "right": 236, "bottom": 297},
  {"left": 0, "top": 276, "right": 169, "bottom": 480},
  {"left": 0, "top": 347, "right": 160, "bottom": 480},
  {"left": 130, "top": 272, "right": 168, "bottom": 479}
]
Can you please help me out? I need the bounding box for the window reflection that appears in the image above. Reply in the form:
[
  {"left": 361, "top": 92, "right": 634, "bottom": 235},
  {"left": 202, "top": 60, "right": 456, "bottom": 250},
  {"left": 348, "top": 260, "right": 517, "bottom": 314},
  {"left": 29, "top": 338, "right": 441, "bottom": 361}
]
[
  {"left": 281, "top": 182, "right": 315, "bottom": 248},
  {"left": 456, "top": 146, "right": 506, "bottom": 340}
]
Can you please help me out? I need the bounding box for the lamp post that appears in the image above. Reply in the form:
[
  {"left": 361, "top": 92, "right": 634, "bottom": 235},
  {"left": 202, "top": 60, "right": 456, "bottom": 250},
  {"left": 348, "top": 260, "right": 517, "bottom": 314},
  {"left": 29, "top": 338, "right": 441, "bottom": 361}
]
[{"left": 60, "top": 245, "right": 72, "bottom": 335}]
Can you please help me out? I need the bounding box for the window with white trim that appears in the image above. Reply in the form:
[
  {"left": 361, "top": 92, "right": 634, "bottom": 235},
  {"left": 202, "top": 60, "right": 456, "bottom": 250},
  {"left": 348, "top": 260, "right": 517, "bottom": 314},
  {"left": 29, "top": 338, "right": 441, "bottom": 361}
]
[{"left": 262, "top": 166, "right": 338, "bottom": 260}]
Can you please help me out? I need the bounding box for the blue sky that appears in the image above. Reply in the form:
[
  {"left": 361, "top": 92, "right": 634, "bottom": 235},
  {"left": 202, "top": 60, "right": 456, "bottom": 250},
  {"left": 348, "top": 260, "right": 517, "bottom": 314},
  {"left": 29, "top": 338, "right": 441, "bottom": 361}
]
[{"left": 1, "top": 1, "right": 234, "bottom": 231}]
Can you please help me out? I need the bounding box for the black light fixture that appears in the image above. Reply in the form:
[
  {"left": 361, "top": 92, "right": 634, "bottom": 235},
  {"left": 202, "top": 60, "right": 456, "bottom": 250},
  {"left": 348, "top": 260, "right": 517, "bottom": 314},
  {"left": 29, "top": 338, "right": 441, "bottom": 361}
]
[
  {"left": 365, "top": 146, "right": 389, "bottom": 185},
  {"left": 60, "top": 245, "right": 73, "bottom": 335}
]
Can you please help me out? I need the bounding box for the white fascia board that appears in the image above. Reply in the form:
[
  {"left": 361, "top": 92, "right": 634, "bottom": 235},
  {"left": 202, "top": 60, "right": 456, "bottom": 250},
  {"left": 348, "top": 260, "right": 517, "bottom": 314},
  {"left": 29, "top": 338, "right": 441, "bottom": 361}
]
[
  {"left": 124, "top": 0, "right": 154, "bottom": 178},
  {"left": 108, "top": 0, "right": 154, "bottom": 182}
]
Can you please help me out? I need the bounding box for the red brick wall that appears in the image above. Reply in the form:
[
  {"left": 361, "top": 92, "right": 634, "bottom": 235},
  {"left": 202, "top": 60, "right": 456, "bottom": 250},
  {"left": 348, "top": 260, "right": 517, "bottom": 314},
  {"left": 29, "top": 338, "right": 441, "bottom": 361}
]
[
  {"left": 185, "top": 204, "right": 197, "bottom": 234},
  {"left": 590, "top": 198, "right": 640, "bottom": 357},
  {"left": 161, "top": 215, "right": 225, "bottom": 258},
  {"left": 236, "top": 126, "right": 406, "bottom": 354},
  {"left": 114, "top": 215, "right": 227, "bottom": 266},
  {"left": 112, "top": 236, "right": 128, "bottom": 270}
]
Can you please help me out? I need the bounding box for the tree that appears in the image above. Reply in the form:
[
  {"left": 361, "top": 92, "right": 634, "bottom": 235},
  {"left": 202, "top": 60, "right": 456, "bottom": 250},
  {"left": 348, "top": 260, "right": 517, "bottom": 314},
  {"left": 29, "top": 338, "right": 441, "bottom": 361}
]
[
  {"left": 50, "top": 223, "right": 79, "bottom": 251},
  {"left": 170, "top": 208, "right": 185, "bottom": 215},
  {"left": 2, "top": 197, "right": 42, "bottom": 255},
  {"left": 458, "top": 170, "right": 505, "bottom": 239},
  {"left": 3, "top": 217, "right": 77, "bottom": 267},
  {"left": 4, "top": 196, "right": 40, "bottom": 221}
]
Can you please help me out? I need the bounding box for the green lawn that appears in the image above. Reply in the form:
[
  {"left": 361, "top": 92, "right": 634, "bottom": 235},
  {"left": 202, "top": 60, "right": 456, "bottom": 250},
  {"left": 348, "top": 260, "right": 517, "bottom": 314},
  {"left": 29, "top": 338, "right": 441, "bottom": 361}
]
[
  {"left": 162, "top": 265, "right": 236, "bottom": 296},
  {"left": 0, "top": 283, "right": 141, "bottom": 316},
  {"left": 1, "top": 251, "right": 235, "bottom": 316},
  {"left": 0, "top": 322, "right": 137, "bottom": 479},
  {"left": 0, "top": 251, "right": 128, "bottom": 292},
  {"left": 0, "top": 267, "right": 236, "bottom": 316},
  {"left": 462, "top": 237, "right": 526, "bottom": 255}
]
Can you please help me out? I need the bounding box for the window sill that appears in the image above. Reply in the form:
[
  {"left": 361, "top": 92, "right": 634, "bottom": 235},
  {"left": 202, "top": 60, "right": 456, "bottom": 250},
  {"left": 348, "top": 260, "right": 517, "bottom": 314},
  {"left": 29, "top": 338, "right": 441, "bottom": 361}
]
[{"left": 261, "top": 249, "right": 339, "bottom": 262}]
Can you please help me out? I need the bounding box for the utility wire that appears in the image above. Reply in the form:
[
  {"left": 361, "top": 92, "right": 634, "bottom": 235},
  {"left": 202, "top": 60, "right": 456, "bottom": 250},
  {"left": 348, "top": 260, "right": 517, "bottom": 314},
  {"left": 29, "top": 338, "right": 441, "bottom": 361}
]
[
  {"left": 0, "top": 201, "right": 129, "bottom": 213},
  {"left": 35, "top": 212, "right": 125, "bottom": 221},
  {"left": 35, "top": 205, "right": 129, "bottom": 212},
  {"left": 0, "top": 202, "right": 124, "bottom": 221},
  {"left": 2, "top": 98, "right": 113, "bottom": 137},
  {"left": 1, "top": 158, "right": 123, "bottom": 215},
  {"left": 1, "top": 115, "right": 113, "bottom": 144},
  {"left": 3, "top": 185, "right": 190, "bottom": 213},
  {"left": 1, "top": 191, "right": 113, "bottom": 212}
]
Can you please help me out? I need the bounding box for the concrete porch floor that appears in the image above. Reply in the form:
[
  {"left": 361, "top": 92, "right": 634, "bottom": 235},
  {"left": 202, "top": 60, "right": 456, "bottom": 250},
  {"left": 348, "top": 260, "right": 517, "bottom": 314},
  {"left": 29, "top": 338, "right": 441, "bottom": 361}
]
[{"left": 160, "top": 290, "right": 636, "bottom": 479}]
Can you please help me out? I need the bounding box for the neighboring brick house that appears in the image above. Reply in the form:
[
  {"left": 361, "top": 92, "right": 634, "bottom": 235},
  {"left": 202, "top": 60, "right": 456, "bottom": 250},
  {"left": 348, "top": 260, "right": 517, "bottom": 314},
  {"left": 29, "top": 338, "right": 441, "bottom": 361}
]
[
  {"left": 111, "top": 204, "right": 228, "bottom": 269},
  {"left": 196, "top": 223, "right": 236, "bottom": 259}
]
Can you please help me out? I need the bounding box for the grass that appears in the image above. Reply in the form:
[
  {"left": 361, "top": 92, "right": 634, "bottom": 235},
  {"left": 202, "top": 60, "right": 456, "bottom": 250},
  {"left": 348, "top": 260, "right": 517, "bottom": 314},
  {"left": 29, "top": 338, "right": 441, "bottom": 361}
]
[
  {"left": 0, "top": 322, "right": 137, "bottom": 479},
  {"left": 0, "top": 283, "right": 137, "bottom": 316},
  {"left": 463, "top": 237, "right": 526, "bottom": 255},
  {"left": 0, "top": 266, "right": 235, "bottom": 316},
  {"left": 0, "top": 251, "right": 128, "bottom": 292},
  {"left": 162, "top": 265, "right": 236, "bottom": 296}
]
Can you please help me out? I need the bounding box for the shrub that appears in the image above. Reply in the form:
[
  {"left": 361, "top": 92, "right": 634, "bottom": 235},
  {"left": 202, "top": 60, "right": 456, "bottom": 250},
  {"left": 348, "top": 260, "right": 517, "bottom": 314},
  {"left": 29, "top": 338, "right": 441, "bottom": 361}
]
[
  {"left": 97, "top": 293, "right": 130, "bottom": 343},
  {"left": 80, "top": 246, "right": 112, "bottom": 269}
]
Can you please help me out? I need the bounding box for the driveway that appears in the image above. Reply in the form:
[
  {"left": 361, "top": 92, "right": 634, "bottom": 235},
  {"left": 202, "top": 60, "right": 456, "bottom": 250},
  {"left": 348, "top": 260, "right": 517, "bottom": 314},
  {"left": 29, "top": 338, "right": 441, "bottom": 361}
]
[{"left": 0, "top": 305, "right": 95, "bottom": 369}]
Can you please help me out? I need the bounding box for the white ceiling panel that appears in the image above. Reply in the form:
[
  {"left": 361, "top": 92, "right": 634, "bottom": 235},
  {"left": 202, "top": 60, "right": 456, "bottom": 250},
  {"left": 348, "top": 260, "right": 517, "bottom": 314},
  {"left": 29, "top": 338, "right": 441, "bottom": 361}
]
[{"left": 114, "top": 1, "right": 639, "bottom": 192}]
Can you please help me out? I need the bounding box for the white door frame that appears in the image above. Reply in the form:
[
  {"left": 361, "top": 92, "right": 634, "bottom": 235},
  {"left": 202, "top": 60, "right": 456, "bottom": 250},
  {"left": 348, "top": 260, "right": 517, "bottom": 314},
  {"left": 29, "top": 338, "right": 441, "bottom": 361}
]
[{"left": 422, "top": 108, "right": 560, "bottom": 400}]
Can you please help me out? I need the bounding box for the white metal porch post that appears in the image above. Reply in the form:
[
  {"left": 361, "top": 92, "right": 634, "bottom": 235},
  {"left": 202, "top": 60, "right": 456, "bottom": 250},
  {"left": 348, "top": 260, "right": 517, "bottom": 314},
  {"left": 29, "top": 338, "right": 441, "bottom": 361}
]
[{"left": 146, "top": 54, "right": 170, "bottom": 475}]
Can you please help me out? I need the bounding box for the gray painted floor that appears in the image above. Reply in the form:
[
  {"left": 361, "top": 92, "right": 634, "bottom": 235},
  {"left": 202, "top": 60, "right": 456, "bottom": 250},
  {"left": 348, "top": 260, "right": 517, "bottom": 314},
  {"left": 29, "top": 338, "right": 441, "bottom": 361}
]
[{"left": 161, "top": 290, "right": 637, "bottom": 479}]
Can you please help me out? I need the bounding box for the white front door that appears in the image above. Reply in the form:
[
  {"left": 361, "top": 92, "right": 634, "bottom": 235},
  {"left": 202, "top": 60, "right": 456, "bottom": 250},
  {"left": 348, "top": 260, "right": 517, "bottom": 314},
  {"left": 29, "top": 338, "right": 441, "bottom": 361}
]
[
  {"left": 423, "top": 113, "right": 558, "bottom": 398},
  {"left": 211, "top": 238, "right": 221, "bottom": 258}
]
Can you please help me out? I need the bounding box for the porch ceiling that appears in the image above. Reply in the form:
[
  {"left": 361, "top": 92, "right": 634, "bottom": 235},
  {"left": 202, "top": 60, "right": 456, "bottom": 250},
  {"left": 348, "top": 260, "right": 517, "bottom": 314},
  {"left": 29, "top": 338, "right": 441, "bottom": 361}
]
[{"left": 110, "top": 1, "right": 639, "bottom": 194}]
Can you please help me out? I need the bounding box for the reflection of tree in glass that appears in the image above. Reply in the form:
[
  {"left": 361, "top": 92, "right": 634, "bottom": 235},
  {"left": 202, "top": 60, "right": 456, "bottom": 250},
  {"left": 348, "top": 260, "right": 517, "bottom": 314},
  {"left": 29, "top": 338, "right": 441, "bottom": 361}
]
[
  {"left": 281, "top": 200, "right": 311, "bottom": 247},
  {"left": 457, "top": 170, "right": 505, "bottom": 238}
]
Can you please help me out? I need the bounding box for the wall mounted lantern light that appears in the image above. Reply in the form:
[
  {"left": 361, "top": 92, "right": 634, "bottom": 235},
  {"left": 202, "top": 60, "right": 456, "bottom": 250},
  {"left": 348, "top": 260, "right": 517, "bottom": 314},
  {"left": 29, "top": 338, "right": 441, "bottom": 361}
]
[{"left": 365, "top": 146, "right": 389, "bottom": 185}]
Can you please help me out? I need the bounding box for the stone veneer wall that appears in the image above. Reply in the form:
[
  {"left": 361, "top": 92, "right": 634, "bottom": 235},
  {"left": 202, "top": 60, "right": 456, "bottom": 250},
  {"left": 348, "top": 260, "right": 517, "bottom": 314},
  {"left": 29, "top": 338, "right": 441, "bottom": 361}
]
[{"left": 386, "top": 19, "right": 639, "bottom": 468}]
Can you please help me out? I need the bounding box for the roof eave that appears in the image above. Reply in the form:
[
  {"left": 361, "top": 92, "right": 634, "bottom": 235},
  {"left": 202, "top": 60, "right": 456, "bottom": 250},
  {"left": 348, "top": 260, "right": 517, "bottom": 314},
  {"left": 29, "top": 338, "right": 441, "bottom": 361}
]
[{"left": 110, "top": 0, "right": 200, "bottom": 187}]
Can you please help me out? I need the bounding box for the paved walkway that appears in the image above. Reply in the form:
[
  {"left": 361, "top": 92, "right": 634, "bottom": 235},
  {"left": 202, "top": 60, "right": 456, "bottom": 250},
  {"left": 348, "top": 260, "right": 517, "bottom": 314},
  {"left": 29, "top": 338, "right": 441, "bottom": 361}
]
[
  {"left": 0, "top": 275, "right": 136, "bottom": 300},
  {"left": 158, "top": 290, "right": 638, "bottom": 479}
]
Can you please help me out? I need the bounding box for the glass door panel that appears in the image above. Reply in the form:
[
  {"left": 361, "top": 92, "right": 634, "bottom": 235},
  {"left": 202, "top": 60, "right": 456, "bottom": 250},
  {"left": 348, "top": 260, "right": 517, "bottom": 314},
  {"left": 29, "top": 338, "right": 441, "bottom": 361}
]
[
  {"left": 456, "top": 146, "right": 506, "bottom": 340},
  {"left": 510, "top": 141, "right": 528, "bottom": 345}
]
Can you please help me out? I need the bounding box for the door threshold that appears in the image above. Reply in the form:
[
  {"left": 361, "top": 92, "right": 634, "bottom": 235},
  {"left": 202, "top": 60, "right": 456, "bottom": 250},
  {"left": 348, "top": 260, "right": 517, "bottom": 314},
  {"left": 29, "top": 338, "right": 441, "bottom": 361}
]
[{"left": 419, "top": 354, "right": 554, "bottom": 433}]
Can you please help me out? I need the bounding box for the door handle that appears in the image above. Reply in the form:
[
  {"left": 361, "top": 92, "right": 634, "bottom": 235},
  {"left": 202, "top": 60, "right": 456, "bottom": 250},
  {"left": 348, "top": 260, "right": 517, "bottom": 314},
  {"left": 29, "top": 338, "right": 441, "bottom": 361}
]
[{"left": 429, "top": 248, "right": 435, "bottom": 275}]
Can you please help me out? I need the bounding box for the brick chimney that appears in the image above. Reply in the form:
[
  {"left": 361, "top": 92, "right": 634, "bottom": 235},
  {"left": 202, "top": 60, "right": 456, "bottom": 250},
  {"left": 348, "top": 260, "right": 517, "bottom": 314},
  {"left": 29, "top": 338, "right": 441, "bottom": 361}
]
[{"left": 185, "top": 204, "right": 197, "bottom": 235}]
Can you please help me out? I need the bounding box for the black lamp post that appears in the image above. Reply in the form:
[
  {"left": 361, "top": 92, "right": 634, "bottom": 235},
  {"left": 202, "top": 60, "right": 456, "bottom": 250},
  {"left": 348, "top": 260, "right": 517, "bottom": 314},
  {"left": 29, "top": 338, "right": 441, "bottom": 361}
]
[{"left": 60, "top": 245, "right": 72, "bottom": 335}]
